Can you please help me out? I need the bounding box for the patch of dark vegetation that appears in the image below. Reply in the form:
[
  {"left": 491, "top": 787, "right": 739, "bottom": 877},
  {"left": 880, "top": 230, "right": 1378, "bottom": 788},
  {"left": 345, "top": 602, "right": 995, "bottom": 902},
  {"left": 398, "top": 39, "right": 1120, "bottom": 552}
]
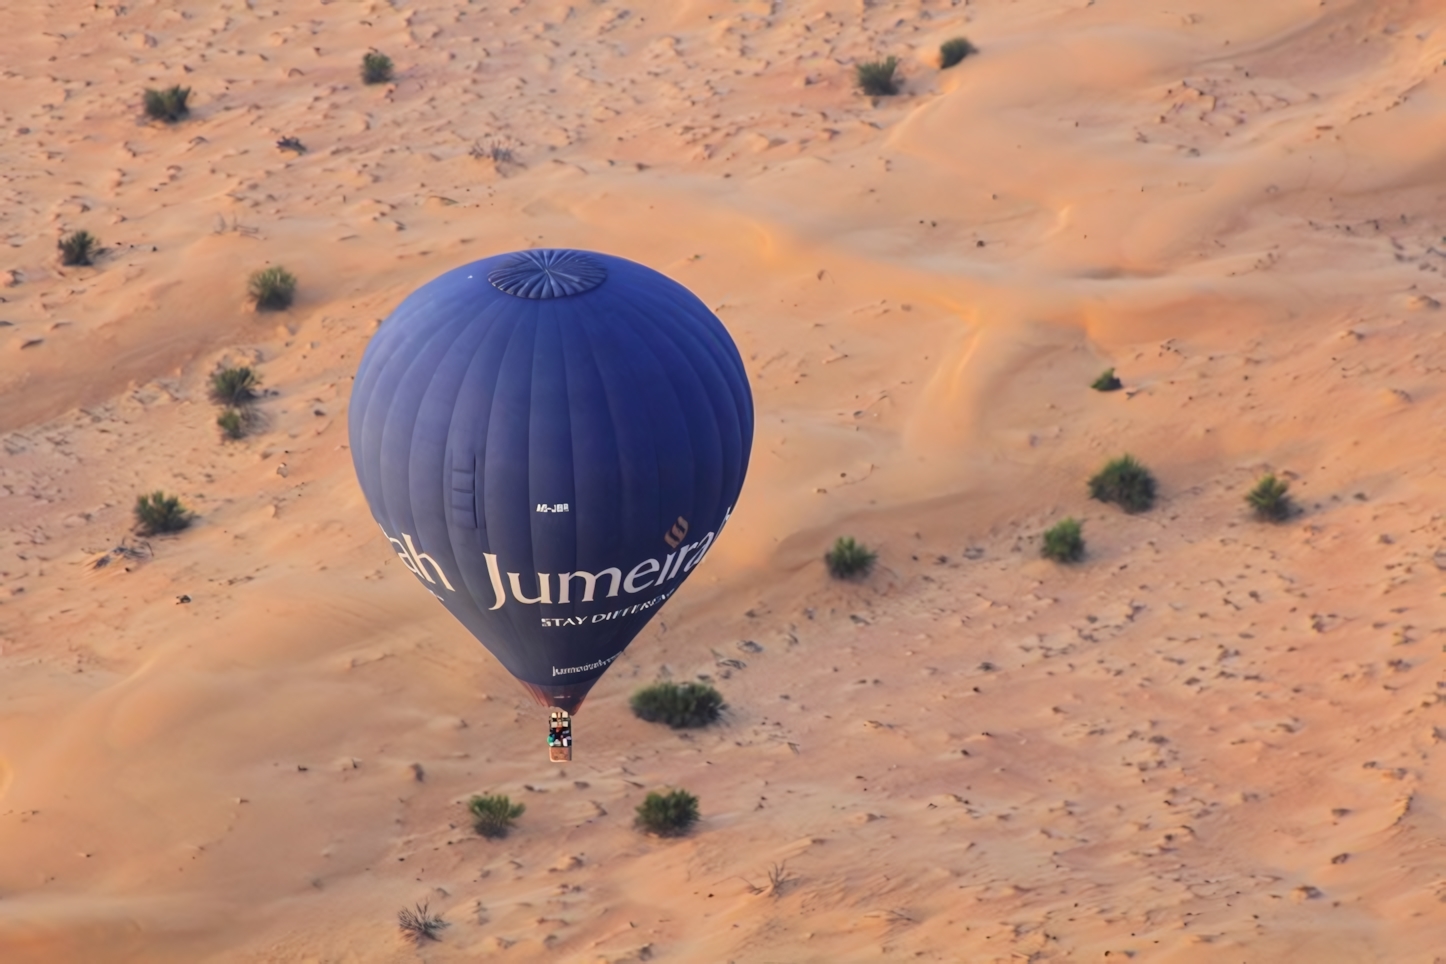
[
  {"left": 134, "top": 491, "right": 192, "bottom": 536},
  {"left": 635, "top": 789, "right": 699, "bottom": 837},
  {"left": 1042, "top": 517, "right": 1084, "bottom": 562},
  {"left": 1091, "top": 368, "right": 1123, "bottom": 392},
  {"left": 217, "top": 408, "right": 246, "bottom": 440},
  {"left": 210, "top": 366, "right": 260, "bottom": 407},
  {"left": 248, "top": 266, "right": 296, "bottom": 311},
  {"left": 856, "top": 56, "right": 900, "bottom": 97},
  {"left": 362, "top": 51, "right": 394, "bottom": 85},
  {"left": 58, "top": 230, "right": 99, "bottom": 267},
  {"left": 939, "top": 37, "right": 978, "bottom": 69},
  {"left": 143, "top": 85, "right": 191, "bottom": 123},
  {"left": 629, "top": 680, "right": 724, "bottom": 728},
  {"left": 468, "top": 794, "right": 524, "bottom": 840},
  {"left": 825, "top": 536, "right": 877, "bottom": 580},
  {"left": 1088, "top": 454, "right": 1157, "bottom": 513},
  {"left": 1246, "top": 473, "right": 1294, "bottom": 522}
]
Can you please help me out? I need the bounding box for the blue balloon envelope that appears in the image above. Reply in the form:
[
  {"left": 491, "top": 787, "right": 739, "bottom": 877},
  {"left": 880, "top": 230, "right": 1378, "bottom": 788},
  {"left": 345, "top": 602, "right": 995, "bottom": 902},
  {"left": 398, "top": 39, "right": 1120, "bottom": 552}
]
[{"left": 349, "top": 249, "right": 753, "bottom": 712}]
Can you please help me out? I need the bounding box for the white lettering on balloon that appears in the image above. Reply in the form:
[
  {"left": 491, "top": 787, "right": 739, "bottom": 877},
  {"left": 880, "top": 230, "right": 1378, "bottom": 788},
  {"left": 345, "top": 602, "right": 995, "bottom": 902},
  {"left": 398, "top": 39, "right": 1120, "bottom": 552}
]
[
  {"left": 541, "top": 587, "right": 675, "bottom": 629},
  {"left": 377, "top": 506, "right": 732, "bottom": 613}
]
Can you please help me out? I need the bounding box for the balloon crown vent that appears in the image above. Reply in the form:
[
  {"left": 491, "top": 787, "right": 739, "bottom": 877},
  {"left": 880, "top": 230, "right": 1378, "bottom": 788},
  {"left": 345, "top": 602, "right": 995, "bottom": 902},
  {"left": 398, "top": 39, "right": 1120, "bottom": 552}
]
[{"left": 488, "top": 249, "right": 607, "bottom": 299}]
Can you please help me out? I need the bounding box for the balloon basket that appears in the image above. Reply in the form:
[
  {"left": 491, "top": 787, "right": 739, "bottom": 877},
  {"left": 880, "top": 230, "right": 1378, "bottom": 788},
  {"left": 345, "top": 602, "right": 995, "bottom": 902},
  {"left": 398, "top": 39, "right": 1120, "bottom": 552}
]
[{"left": 548, "top": 709, "right": 573, "bottom": 763}]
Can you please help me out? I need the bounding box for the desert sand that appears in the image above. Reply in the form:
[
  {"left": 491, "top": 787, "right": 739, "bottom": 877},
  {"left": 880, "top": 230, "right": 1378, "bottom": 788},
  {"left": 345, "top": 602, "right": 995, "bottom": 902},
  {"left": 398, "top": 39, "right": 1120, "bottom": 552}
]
[{"left": 3, "top": 0, "right": 1446, "bottom": 960}]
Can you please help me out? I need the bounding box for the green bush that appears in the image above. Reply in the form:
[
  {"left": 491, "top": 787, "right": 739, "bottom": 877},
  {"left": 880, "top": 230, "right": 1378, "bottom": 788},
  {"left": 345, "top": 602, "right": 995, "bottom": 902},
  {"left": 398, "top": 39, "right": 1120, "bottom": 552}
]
[
  {"left": 468, "top": 794, "right": 524, "bottom": 839},
  {"left": 134, "top": 491, "right": 192, "bottom": 536},
  {"left": 210, "top": 366, "right": 260, "bottom": 407},
  {"left": 855, "top": 56, "right": 900, "bottom": 97},
  {"left": 1246, "top": 474, "right": 1293, "bottom": 522},
  {"left": 635, "top": 789, "right": 699, "bottom": 837},
  {"left": 939, "top": 37, "right": 977, "bottom": 69},
  {"left": 362, "top": 51, "right": 394, "bottom": 84},
  {"left": 58, "top": 230, "right": 99, "bottom": 267},
  {"left": 1041, "top": 517, "right": 1084, "bottom": 562},
  {"left": 825, "top": 536, "right": 877, "bottom": 579},
  {"left": 1088, "top": 454, "right": 1156, "bottom": 513},
  {"left": 143, "top": 85, "right": 191, "bottom": 122},
  {"left": 1091, "top": 368, "right": 1123, "bottom": 392},
  {"left": 217, "top": 408, "right": 246, "bottom": 440},
  {"left": 630, "top": 681, "right": 724, "bottom": 728},
  {"left": 248, "top": 266, "right": 296, "bottom": 311}
]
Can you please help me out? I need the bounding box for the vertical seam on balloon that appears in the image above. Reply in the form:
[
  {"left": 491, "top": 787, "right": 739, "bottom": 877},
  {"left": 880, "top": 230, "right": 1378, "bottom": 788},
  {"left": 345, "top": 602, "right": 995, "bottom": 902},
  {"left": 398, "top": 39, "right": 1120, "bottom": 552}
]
[
  {"left": 445, "top": 304, "right": 546, "bottom": 676},
  {"left": 438, "top": 299, "right": 517, "bottom": 627},
  {"left": 578, "top": 287, "right": 667, "bottom": 550},
  {"left": 617, "top": 289, "right": 686, "bottom": 544},
  {"left": 524, "top": 300, "right": 562, "bottom": 607},
  {"left": 483, "top": 308, "right": 537, "bottom": 650},
  {"left": 569, "top": 297, "right": 633, "bottom": 567},
  {"left": 441, "top": 299, "right": 517, "bottom": 536},
  {"left": 367, "top": 292, "right": 466, "bottom": 536},
  {"left": 633, "top": 281, "right": 753, "bottom": 489},
  {"left": 625, "top": 283, "right": 738, "bottom": 529},
  {"left": 555, "top": 301, "right": 581, "bottom": 582},
  {"left": 617, "top": 292, "right": 706, "bottom": 539},
  {"left": 397, "top": 298, "right": 485, "bottom": 608},
  {"left": 539, "top": 300, "right": 582, "bottom": 583},
  {"left": 354, "top": 299, "right": 431, "bottom": 524}
]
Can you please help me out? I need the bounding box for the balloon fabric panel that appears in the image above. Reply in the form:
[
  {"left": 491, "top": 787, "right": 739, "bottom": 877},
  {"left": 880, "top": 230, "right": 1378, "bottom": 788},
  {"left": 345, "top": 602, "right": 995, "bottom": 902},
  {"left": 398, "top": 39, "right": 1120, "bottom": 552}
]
[{"left": 526, "top": 301, "right": 578, "bottom": 588}]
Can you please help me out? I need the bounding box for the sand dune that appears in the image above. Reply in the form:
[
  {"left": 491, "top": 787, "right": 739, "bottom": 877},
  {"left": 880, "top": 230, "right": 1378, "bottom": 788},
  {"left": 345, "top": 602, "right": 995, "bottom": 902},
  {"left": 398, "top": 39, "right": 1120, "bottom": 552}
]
[{"left": 3, "top": 0, "right": 1446, "bottom": 960}]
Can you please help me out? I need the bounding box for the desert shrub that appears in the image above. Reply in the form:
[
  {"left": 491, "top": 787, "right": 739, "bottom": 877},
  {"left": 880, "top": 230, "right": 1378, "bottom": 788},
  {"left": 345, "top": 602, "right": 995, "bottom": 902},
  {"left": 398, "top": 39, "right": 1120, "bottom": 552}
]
[
  {"left": 630, "top": 681, "right": 723, "bottom": 728},
  {"left": 210, "top": 366, "right": 260, "bottom": 407},
  {"left": 397, "top": 901, "right": 447, "bottom": 943},
  {"left": 248, "top": 266, "right": 296, "bottom": 311},
  {"left": 362, "top": 51, "right": 394, "bottom": 84},
  {"left": 764, "top": 861, "right": 794, "bottom": 897},
  {"left": 470, "top": 138, "right": 516, "bottom": 165},
  {"left": 1041, "top": 518, "right": 1084, "bottom": 562},
  {"left": 468, "top": 794, "right": 524, "bottom": 839},
  {"left": 1246, "top": 474, "right": 1293, "bottom": 522},
  {"left": 1091, "top": 368, "right": 1123, "bottom": 392},
  {"left": 855, "top": 56, "right": 900, "bottom": 96},
  {"left": 58, "top": 230, "right": 99, "bottom": 267},
  {"left": 217, "top": 408, "right": 246, "bottom": 440},
  {"left": 635, "top": 789, "right": 699, "bottom": 837},
  {"left": 939, "top": 37, "right": 977, "bottom": 68},
  {"left": 1088, "top": 455, "right": 1157, "bottom": 514},
  {"left": 143, "top": 85, "right": 191, "bottom": 122},
  {"left": 134, "top": 491, "right": 192, "bottom": 536},
  {"left": 825, "top": 536, "right": 876, "bottom": 580}
]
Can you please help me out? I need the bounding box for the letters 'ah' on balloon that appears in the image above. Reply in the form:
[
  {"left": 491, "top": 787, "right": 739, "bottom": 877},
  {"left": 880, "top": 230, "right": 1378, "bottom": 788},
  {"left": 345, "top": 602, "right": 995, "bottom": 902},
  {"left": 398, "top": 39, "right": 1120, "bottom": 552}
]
[{"left": 348, "top": 249, "right": 754, "bottom": 713}]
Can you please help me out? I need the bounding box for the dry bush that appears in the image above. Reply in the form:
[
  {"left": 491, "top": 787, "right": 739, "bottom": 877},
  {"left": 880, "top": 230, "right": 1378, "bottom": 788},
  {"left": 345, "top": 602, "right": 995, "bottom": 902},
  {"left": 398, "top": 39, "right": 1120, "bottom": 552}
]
[{"left": 397, "top": 901, "right": 447, "bottom": 943}]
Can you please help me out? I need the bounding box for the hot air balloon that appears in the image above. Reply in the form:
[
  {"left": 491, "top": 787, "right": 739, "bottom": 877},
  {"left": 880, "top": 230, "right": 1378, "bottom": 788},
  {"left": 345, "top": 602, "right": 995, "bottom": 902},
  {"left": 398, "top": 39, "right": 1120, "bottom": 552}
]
[{"left": 349, "top": 249, "right": 753, "bottom": 759}]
